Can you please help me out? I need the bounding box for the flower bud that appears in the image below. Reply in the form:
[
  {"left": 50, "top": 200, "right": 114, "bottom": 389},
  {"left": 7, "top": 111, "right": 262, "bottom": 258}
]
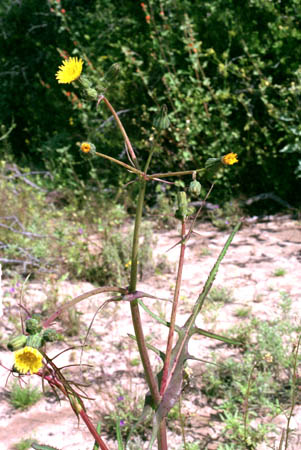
[
  {"left": 26, "top": 334, "right": 43, "bottom": 349},
  {"left": 7, "top": 335, "right": 27, "bottom": 352},
  {"left": 79, "top": 75, "right": 92, "bottom": 89},
  {"left": 42, "top": 328, "right": 58, "bottom": 344},
  {"left": 153, "top": 105, "right": 170, "bottom": 130},
  {"left": 189, "top": 180, "right": 202, "bottom": 197},
  {"left": 175, "top": 191, "right": 188, "bottom": 220},
  {"left": 25, "top": 318, "right": 42, "bottom": 335},
  {"left": 86, "top": 87, "right": 98, "bottom": 100},
  {"left": 205, "top": 157, "right": 221, "bottom": 169}
]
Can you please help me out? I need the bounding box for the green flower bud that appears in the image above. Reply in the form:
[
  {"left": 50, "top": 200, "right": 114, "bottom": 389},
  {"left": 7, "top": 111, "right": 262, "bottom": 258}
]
[
  {"left": 26, "top": 334, "right": 43, "bottom": 349},
  {"left": 7, "top": 335, "right": 27, "bottom": 352},
  {"left": 153, "top": 105, "right": 170, "bottom": 130},
  {"left": 79, "top": 75, "right": 92, "bottom": 89},
  {"left": 175, "top": 191, "right": 188, "bottom": 220},
  {"left": 42, "top": 329, "right": 58, "bottom": 344},
  {"left": 104, "top": 62, "right": 121, "bottom": 84},
  {"left": 86, "top": 88, "right": 98, "bottom": 100},
  {"left": 189, "top": 180, "right": 202, "bottom": 197},
  {"left": 205, "top": 157, "right": 221, "bottom": 169},
  {"left": 25, "top": 318, "right": 42, "bottom": 335}
]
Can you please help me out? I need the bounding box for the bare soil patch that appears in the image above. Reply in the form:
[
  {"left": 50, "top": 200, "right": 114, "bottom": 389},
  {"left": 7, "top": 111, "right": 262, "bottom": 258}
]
[{"left": 1, "top": 215, "right": 300, "bottom": 449}]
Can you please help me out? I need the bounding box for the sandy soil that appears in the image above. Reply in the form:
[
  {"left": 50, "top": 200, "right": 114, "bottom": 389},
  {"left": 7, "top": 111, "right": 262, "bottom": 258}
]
[{"left": 0, "top": 215, "right": 300, "bottom": 450}]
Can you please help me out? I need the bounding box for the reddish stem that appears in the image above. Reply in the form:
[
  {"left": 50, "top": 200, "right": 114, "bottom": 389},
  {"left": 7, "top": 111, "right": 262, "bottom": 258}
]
[
  {"left": 160, "top": 220, "right": 186, "bottom": 395},
  {"left": 36, "top": 372, "right": 109, "bottom": 450},
  {"left": 80, "top": 409, "right": 109, "bottom": 450}
]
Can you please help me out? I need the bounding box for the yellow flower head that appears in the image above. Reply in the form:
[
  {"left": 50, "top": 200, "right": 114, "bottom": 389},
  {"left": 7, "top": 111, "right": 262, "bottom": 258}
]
[
  {"left": 55, "top": 57, "right": 83, "bottom": 84},
  {"left": 80, "top": 142, "right": 91, "bottom": 153},
  {"left": 14, "top": 346, "right": 43, "bottom": 375},
  {"left": 221, "top": 152, "right": 238, "bottom": 165}
]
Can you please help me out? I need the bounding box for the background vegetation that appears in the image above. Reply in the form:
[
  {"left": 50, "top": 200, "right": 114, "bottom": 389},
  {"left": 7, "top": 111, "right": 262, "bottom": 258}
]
[{"left": 1, "top": 0, "right": 301, "bottom": 207}]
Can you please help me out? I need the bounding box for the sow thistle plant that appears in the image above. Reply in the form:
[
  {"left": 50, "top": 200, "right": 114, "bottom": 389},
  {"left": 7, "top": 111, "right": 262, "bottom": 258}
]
[{"left": 6, "top": 57, "right": 242, "bottom": 450}]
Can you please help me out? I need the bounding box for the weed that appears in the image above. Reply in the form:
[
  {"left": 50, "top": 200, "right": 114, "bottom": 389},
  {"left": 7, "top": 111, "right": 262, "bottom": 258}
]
[
  {"left": 13, "top": 439, "right": 35, "bottom": 450},
  {"left": 234, "top": 307, "right": 251, "bottom": 318},
  {"left": 279, "top": 291, "right": 292, "bottom": 316},
  {"left": 9, "top": 382, "right": 42, "bottom": 410},
  {"left": 102, "top": 389, "right": 152, "bottom": 441},
  {"left": 273, "top": 268, "right": 287, "bottom": 277},
  {"left": 207, "top": 286, "right": 234, "bottom": 304},
  {"left": 202, "top": 313, "right": 299, "bottom": 447}
]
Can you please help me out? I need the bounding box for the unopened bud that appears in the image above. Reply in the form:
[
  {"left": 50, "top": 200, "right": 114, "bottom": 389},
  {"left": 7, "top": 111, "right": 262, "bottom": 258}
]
[
  {"left": 42, "top": 328, "right": 58, "bottom": 344},
  {"left": 79, "top": 75, "right": 92, "bottom": 89},
  {"left": 26, "top": 334, "right": 43, "bottom": 349},
  {"left": 86, "top": 88, "right": 98, "bottom": 100},
  {"left": 175, "top": 191, "right": 188, "bottom": 220},
  {"left": 189, "top": 180, "right": 202, "bottom": 197},
  {"left": 7, "top": 335, "right": 27, "bottom": 352},
  {"left": 26, "top": 318, "right": 42, "bottom": 335},
  {"left": 153, "top": 105, "right": 170, "bottom": 130}
]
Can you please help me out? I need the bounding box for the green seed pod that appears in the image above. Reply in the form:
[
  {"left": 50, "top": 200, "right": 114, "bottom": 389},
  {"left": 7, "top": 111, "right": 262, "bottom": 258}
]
[
  {"left": 153, "top": 105, "right": 170, "bottom": 130},
  {"left": 42, "top": 329, "right": 58, "bottom": 344},
  {"left": 7, "top": 334, "right": 27, "bottom": 352},
  {"left": 26, "top": 334, "right": 43, "bottom": 349},
  {"left": 175, "top": 191, "right": 188, "bottom": 220},
  {"left": 189, "top": 180, "right": 202, "bottom": 197},
  {"left": 25, "top": 318, "right": 42, "bottom": 335}
]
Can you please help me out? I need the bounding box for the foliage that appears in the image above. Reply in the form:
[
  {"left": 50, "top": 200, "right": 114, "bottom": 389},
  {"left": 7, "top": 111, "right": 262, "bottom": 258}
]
[
  {"left": 202, "top": 310, "right": 300, "bottom": 448},
  {"left": 0, "top": 162, "right": 153, "bottom": 284},
  {"left": 1, "top": 0, "right": 301, "bottom": 205},
  {"left": 13, "top": 439, "right": 35, "bottom": 450},
  {"left": 9, "top": 382, "right": 42, "bottom": 410}
]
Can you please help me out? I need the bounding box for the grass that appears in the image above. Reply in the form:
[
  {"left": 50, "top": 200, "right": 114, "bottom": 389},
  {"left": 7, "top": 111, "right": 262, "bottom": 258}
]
[
  {"left": 273, "top": 267, "right": 287, "bottom": 277},
  {"left": 9, "top": 382, "right": 42, "bottom": 410},
  {"left": 13, "top": 439, "right": 35, "bottom": 450},
  {"left": 207, "top": 286, "right": 234, "bottom": 304}
]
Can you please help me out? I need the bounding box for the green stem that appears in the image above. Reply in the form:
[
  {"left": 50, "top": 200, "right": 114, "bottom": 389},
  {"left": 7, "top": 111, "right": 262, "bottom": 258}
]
[
  {"left": 129, "top": 180, "right": 161, "bottom": 402},
  {"left": 149, "top": 168, "right": 205, "bottom": 179},
  {"left": 129, "top": 178, "right": 165, "bottom": 449},
  {"left": 95, "top": 151, "right": 142, "bottom": 177}
]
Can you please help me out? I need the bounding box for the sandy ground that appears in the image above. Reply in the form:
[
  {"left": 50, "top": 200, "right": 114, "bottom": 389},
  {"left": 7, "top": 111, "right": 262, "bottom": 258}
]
[{"left": 0, "top": 215, "right": 300, "bottom": 449}]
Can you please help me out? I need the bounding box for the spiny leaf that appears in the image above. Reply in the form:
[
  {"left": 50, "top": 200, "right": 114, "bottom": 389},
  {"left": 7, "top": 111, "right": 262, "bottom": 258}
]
[
  {"left": 31, "top": 443, "right": 61, "bottom": 450},
  {"left": 192, "top": 326, "right": 242, "bottom": 346}
]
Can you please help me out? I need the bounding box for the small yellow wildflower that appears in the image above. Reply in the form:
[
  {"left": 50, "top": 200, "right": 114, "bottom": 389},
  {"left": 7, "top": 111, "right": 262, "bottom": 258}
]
[
  {"left": 221, "top": 152, "right": 238, "bottom": 165},
  {"left": 55, "top": 57, "right": 83, "bottom": 84},
  {"left": 80, "top": 142, "right": 91, "bottom": 153},
  {"left": 14, "top": 346, "right": 43, "bottom": 375}
]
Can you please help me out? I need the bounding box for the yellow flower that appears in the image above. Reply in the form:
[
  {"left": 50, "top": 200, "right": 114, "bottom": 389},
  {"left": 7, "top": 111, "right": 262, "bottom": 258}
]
[
  {"left": 221, "top": 152, "right": 238, "bottom": 165},
  {"left": 14, "top": 346, "right": 43, "bottom": 375},
  {"left": 80, "top": 142, "right": 91, "bottom": 153},
  {"left": 55, "top": 57, "right": 83, "bottom": 84}
]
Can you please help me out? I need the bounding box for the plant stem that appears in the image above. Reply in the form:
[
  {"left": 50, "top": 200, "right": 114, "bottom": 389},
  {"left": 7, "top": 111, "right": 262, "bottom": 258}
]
[
  {"left": 95, "top": 151, "right": 142, "bottom": 176},
  {"left": 129, "top": 179, "right": 160, "bottom": 402},
  {"left": 99, "top": 96, "right": 140, "bottom": 170},
  {"left": 149, "top": 168, "right": 205, "bottom": 179},
  {"left": 160, "top": 220, "right": 186, "bottom": 395},
  {"left": 80, "top": 410, "right": 109, "bottom": 450},
  {"left": 129, "top": 178, "right": 166, "bottom": 449}
]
